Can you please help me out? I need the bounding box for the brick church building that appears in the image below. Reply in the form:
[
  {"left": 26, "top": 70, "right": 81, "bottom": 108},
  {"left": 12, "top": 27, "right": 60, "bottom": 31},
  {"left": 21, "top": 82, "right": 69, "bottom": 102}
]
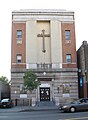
[{"left": 11, "top": 9, "right": 78, "bottom": 106}]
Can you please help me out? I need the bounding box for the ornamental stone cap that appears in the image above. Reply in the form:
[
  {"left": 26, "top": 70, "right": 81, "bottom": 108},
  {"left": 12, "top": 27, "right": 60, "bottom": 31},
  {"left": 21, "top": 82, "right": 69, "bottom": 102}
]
[
  {"left": 12, "top": 9, "right": 74, "bottom": 22},
  {"left": 12, "top": 9, "right": 74, "bottom": 15},
  {"left": 13, "top": 9, "right": 73, "bottom": 12}
]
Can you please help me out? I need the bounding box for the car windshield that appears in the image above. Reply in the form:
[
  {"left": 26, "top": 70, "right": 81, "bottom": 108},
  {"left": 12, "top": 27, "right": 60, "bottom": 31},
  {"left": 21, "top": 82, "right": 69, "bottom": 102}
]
[
  {"left": 70, "top": 100, "right": 81, "bottom": 104},
  {"left": 1, "top": 99, "right": 9, "bottom": 102}
]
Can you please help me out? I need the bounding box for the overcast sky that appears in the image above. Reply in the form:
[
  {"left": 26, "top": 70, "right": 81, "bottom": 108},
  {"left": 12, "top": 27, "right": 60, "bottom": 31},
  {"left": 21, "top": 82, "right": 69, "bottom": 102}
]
[{"left": 0, "top": 0, "right": 88, "bottom": 80}]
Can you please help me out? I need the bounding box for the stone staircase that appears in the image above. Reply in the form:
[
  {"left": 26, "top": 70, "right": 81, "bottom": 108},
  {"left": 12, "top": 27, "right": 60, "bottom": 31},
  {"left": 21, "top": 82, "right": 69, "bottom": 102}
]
[{"left": 36, "top": 101, "right": 56, "bottom": 107}]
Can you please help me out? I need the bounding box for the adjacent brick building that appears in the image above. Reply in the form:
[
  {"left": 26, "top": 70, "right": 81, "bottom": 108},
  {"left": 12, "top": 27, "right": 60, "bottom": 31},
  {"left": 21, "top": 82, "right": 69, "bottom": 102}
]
[
  {"left": 77, "top": 41, "right": 88, "bottom": 98},
  {"left": 0, "top": 81, "right": 10, "bottom": 100},
  {"left": 11, "top": 9, "right": 78, "bottom": 106}
]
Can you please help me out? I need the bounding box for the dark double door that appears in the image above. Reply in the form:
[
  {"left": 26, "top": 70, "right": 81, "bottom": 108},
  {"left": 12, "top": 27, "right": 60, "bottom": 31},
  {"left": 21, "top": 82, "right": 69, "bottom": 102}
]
[{"left": 40, "top": 87, "right": 50, "bottom": 101}]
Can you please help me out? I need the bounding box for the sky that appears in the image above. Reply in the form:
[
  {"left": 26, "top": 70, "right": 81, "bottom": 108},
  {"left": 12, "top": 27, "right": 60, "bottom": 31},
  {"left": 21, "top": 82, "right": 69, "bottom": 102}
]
[{"left": 0, "top": 0, "right": 88, "bottom": 80}]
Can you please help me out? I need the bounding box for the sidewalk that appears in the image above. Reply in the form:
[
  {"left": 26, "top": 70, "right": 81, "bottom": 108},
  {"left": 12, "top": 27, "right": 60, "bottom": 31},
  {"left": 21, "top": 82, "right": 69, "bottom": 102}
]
[{"left": 0, "top": 105, "right": 58, "bottom": 113}]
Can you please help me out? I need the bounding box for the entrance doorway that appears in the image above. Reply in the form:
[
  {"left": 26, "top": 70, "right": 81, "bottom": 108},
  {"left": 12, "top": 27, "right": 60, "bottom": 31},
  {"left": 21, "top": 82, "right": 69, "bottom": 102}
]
[{"left": 40, "top": 87, "right": 50, "bottom": 101}]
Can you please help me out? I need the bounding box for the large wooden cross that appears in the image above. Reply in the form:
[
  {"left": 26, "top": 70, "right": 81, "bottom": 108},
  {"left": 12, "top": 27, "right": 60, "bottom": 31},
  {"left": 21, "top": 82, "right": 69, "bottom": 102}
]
[{"left": 37, "top": 29, "right": 50, "bottom": 53}]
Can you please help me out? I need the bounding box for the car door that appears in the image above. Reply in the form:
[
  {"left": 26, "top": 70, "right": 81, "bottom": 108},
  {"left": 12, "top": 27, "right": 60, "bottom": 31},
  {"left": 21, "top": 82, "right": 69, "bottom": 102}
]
[
  {"left": 74, "top": 101, "right": 87, "bottom": 111},
  {"left": 79, "top": 99, "right": 88, "bottom": 111},
  {"left": 85, "top": 100, "right": 88, "bottom": 110}
]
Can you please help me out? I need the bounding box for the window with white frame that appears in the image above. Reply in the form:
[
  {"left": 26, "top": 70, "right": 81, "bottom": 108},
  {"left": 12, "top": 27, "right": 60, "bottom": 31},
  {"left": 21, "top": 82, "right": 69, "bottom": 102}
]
[
  {"left": 62, "top": 84, "right": 70, "bottom": 94},
  {"left": 20, "top": 84, "right": 27, "bottom": 94},
  {"left": 66, "top": 54, "right": 71, "bottom": 63},
  {"left": 17, "top": 30, "right": 22, "bottom": 44},
  {"left": 65, "top": 30, "right": 70, "bottom": 41},
  {"left": 16, "top": 54, "right": 22, "bottom": 63}
]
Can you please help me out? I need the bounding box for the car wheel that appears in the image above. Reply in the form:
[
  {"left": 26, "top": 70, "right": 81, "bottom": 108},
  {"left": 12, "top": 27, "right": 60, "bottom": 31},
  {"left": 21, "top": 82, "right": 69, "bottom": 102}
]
[
  {"left": 3, "top": 105, "right": 6, "bottom": 108},
  {"left": 70, "top": 107, "right": 76, "bottom": 112}
]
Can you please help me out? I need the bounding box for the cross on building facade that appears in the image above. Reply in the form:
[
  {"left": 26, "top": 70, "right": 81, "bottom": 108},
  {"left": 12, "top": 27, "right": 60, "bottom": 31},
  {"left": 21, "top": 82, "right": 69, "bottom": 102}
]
[{"left": 37, "top": 29, "right": 50, "bottom": 53}]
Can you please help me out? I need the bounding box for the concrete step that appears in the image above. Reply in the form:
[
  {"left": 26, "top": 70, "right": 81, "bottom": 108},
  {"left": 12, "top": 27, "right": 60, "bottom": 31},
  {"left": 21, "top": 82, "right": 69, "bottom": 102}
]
[{"left": 36, "top": 101, "right": 56, "bottom": 107}]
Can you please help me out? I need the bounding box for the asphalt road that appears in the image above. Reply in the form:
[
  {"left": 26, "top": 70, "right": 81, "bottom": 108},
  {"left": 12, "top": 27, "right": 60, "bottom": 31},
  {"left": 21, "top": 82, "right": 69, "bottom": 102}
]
[{"left": 0, "top": 109, "right": 88, "bottom": 120}]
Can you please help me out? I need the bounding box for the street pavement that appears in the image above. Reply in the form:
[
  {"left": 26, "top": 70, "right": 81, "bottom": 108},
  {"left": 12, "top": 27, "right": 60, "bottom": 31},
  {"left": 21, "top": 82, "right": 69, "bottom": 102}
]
[{"left": 0, "top": 105, "right": 58, "bottom": 113}]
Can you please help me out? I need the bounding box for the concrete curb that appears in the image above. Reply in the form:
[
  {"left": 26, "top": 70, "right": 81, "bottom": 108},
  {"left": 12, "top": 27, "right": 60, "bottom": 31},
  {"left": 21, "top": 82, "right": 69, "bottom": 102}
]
[{"left": 19, "top": 108, "right": 58, "bottom": 112}]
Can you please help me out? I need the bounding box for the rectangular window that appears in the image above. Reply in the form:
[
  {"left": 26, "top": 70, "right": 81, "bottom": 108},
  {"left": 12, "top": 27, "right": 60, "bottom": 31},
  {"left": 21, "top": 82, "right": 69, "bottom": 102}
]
[
  {"left": 62, "top": 84, "right": 70, "bottom": 94},
  {"left": 66, "top": 54, "right": 71, "bottom": 63},
  {"left": 17, "top": 30, "right": 22, "bottom": 38},
  {"left": 20, "top": 84, "right": 27, "bottom": 94},
  {"left": 65, "top": 30, "right": 70, "bottom": 41},
  {"left": 16, "top": 54, "right": 22, "bottom": 63}
]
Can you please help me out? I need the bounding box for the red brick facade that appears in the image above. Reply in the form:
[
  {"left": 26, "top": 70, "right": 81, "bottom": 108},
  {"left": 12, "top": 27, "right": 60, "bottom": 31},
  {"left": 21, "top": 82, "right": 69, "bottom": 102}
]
[
  {"left": 11, "top": 23, "right": 26, "bottom": 69},
  {"left": 61, "top": 22, "right": 77, "bottom": 68}
]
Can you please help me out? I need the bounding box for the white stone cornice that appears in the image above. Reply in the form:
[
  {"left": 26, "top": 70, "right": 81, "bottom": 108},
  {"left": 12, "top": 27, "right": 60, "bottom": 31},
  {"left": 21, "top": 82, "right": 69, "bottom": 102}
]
[
  {"left": 12, "top": 9, "right": 74, "bottom": 14},
  {"left": 12, "top": 15, "right": 74, "bottom": 22},
  {"left": 12, "top": 9, "right": 74, "bottom": 22}
]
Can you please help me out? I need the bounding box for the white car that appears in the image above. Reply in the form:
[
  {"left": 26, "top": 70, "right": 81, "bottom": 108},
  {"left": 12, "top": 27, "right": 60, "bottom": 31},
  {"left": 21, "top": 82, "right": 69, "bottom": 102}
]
[{"left": 0, "top": 98, "right": 13, "bottom": 108}]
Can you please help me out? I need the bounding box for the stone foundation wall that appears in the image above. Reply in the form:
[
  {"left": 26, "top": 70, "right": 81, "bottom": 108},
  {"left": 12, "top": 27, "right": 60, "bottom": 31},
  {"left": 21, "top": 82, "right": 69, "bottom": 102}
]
[{"left": 11, "top": 68, "right": 78, "bottom": 106}]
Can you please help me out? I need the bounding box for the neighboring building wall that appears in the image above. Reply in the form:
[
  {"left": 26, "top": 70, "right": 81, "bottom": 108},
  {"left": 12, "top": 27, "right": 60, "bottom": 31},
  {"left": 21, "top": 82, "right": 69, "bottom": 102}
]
[
  {"left": 0, "top": 81, "right": 10, "bottom": 100},
  {"left": 77, "top": 41, "right": 88, "bottom": 98}
]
